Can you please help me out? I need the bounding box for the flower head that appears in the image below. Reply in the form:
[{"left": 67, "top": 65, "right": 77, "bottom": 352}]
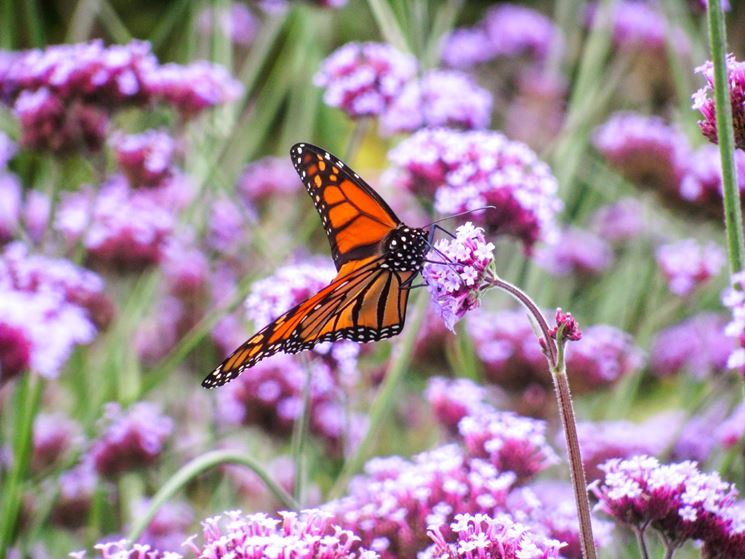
[
  {"left": 90, "top": 402, "right": 173, "bottom": 476},
  {"left": 693, "top": 54, "right": 745, "bottom": 151},
  {"left": 722, "top": 270, "right": 745, "bottom": 377},
  {"left": 196, "top": 3, "right": 259, "bottom": 47},
  {"left": 655, "top": 239, "right": 725, "bottom": 297},
  {"left": 32, "top": 412, "right": 82, "bottom": 473},
  {"left": 590, "top": 198, "right": 645, "bottom": 242},
  {"left": 0, "top": 171, "right": 21, "bottom": 242},
  {"left": 422, "top": 223, "right": 495, "bottom": 331},
  {"left": 389, "top": 129, "right": 561, "bottom": 249},
  {"left": 380, "top": 70, "right": 492, "bottom": 135},
  {"left": 550, "top": 308, "right": 582, "bottom": 342},
  {"left": 534, "top": 227, "right": 613, "bottom": 277},
  {"left": 425, "top": 376, "right": 496, "bottom": 434},
  {"left": 679, "top": 145, "right": 745, "bottom": 216},
  {"left": 314, "top": 42, "right": 417, "bottom": 118},
  {"left": 53, "top": 461, "right": 98, "bottom": 529},
  {"left": 237, "top": 155, "right": 302, "bottom": 205},
  {"left": 112, "top": 128, "right": 178, "bottom": 188}
]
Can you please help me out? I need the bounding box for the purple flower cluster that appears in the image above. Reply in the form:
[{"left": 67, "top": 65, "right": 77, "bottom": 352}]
[
  {"left": 441, "top": 4, "right": 558, "bottom": 68},
  {"left": 314, "top": 42, "right": 417, "bottom": 118},
  {"left": 534, "top": 227, "right": 613, "bottom": 278},
  {"left": 650, "top": 313, "right": 733, "bottom": 378},
  {"left": 389, "top": 129, "right": 561, "bottom": 250},
  {"left": 379, "top": 70, "right": 492, "bottom": 135},
  {"left": 422, "top": 223, "right": 495, "bottom": 331},
  {"left": 601, "top": 1, "right": 667, "bottom": 52},
  {"left": 425, "top": 376, "right": 495, "bottom": 434},
  {"left": 590, "top": 198, "right": 645, "bottom": 242},
  {"left": 459, "top": 411, "right": 558, "bottom": 483},
  {"left": 90, "top": 402, "right": 173, "bottom": 476},
  {"left": 112, "top": 129, "right": 178, "bottom": 187},
  {"left": 32, "top": 412, "right": 82, "bottom": 473},
  {"left": 134, "top": 499, "right": 194, "bottom": 553},
  {"left": 680, "top": 145, "right": 745, "bottom": 209},
  {"left": 237, "top": 155, "right": 302, "bottom": 205},
  {"left": 0, "top": 243, "right": 103, "bottom": 382},
  {"left": 693, "top": 54, "right": 745, "bottom": 151},
  {"left": 54, "top": 175, "right": 180, "bottom": 268},
  {"left": 196, "top": 3, "right": 259, "bottom": 47},
  {"left": 655, "top": 239, "right": 725, "bottom": 297},
  {"left": 591, "top": 455, "right": 741, "bottom": 552},
  {"left": 722, "top": 270, "right": 745, "bottom": 377},
  {"left": 0, "top": 40, "right": 242, "bottom": 152},
  {"left": 422, "top": 512, "right": 563, "bottom": 559},
  {"left": 52, "top": 461, "right": 98, "bottom": 529}
]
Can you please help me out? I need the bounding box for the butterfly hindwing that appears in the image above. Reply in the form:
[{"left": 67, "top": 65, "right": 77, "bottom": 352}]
[{"left": 291, "top": 143, "right": 401, "bottom": 271}]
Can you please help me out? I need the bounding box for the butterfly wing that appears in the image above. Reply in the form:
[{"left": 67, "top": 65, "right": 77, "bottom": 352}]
[
  {"left": 291, "top": 143, "right": 401, "bottom": 271},
  {"left": 202, "top": 257, "right": 415, "bottom": 388}
]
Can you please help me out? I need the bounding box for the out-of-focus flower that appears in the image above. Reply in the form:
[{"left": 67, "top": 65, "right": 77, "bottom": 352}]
[
  {"left": 71, "top": 540, "right": 181, "bottom": 559},
  {"left": 55, "top": 175, "right": 176, "bottom": 269},
  {"left": 326, "top": 444, "right": 517, "bottom": 559},
  {"left": 650, "top": 313, "right": 733, "bottom": 378},
  {"left": 508, "top": 482, "right": 614, "bottom": 559},
  {"left": 693, "top": 54, "right": 745, "bottom": 151},
  {"left": 565, "top": 325, "right": 644, "bottom": 392},
  {"left": 22, "top": 189, "right": 51, "bottom": 243},
  {"left": 425, "top": 376, "right": 495, "bottom": 434},
  {"left": 52, "top": 461, "right": 98, "bottom": 529},
  {"left": 0, "top": 172, "right": 21, "bottom": 242},
  {"left": 716, "top": 403, "right": 745, "bottom": 449},
  {"left": 482, "top": 3, "right": 559, "bottom": 62},
  {"left": 534, "top": 227, "right": 613, "bottom": 277},
  {"left": 689, "top": 0, "right": 731, "bottom": 14},
  {"left": 389, "top": 129, "right": 561, "bottom": 250},
  {"left": 196, "top": 3, "right": 259, "bottom": 47},
  {"left": 90, "top": 402, "right": 173, "bottom": 476},
  {"left": 679, "top": 145, "right": 745, "bottom": 215},
  {"left": 723, "top": 270, "right": 745, "bottom": 377},
  {"left": 161, "top": 237, "right": 209, "bottom": 300},
  {"left": 134, "top": 499, "right": 194, "bottom": 553},
  {"left": 206, "top": 196, "right": 254, "bottom": 256},
  {"left": 134, "top": 295, "right": 186, "bottom": 364},
  {"left": 182, "top": 509, "right": 376, "bottom": 559},
  {"left": 440, "top": 28, "right": 494, "bottom": 69},
  {"left": 459, "top": 410, "right": 558, "bottom": 483},
  {"left": 236, "top": 155, "right": 302, "bottom": 205},
  {"left": 673, "top": 405, "right": 727, "bottom": 463},
  {"left": 603, "top": 1, "right": 667, "bottom": 52},
  {"left": 422, "top": 223, "right": 495, "bottom": 331},
  {"left": 593, "top": 112, "right": 690, "bottom": 196},
  {"left": 0, "top": 131, "right": 17, "bottom": 167},
  {"left": 314, "top": 42, "right": 417, "bottom": 118},
  {"left": 591, "top": 455, "right": 738, "bottom": 550},
  {"left": 590, "top": 198, "right": 645, "bottom": 242},
  {"left": 655, "top": 239, "right": 725, "bottom": 297},
  {"left": 112, "top": 129, "right": 178, "bottom": 188},
  {"left": 423, "top": 512, "right": 564, "bottom": 559},
  {"left": 504, "top": 70, "right": 566, "bottom": 152},
  {"left": 575, "top": 417, "right": 678, "bottom": 481},
  {"left": 380, "top": 70, "right": 492, "bottom": 135},
  {"left": 32, "top": 412, "right": 82, "bottom": 473}
]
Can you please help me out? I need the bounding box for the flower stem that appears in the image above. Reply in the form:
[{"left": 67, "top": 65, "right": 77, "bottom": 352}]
[
  {"left": 291, "top": 360, "right": 313, "bottom": 504},
  {"left": 488, "top": 275, "right": 596, "bottom": 559},
  {"left": 634, "top": 527, "right": 651, "bottom": 559},
  {"left": 706, "top": 2, "right": 744, "bottom": 273},
  {"left": 126, "top": 449, "right": 300, "bottom": 543}
]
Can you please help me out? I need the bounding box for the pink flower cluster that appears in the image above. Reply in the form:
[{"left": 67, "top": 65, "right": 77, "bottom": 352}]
[
  {"left": 0, "top": 40, "right": 242, "bottom": 152},
  {"left": 534, "top": 227, "right": 613, "bottom": 278},
  {"left": 425, "top": 376, "right": 496, "bottom": 434},
  {"left": 237, "top": 155, "right": 302, "bottom": 205},
  {"left": 389, "top": 129, "right": 561, "bottom": 250},
  {"left": 722, "top": 270, "right": 745, "bottom": 377},
  {"left": 592, "top": 455, "right": 742, "bottom": 553},
  {"left": 693, "top": 54, "right": 745, "bottom": 151},
  {"left": 112, "top": 128, "right": 178, "bottom": 187},
  {"left": 422, "top": 223, "right": 495, "bottom": 331},
  {"left": 655, "top": 239, "right": 725, "bottom": 296},
  {"left": 90, "top": 402, "right": 173, "bottom": 476}
]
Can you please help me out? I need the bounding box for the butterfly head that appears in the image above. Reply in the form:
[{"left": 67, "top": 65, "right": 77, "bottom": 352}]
[{"left": 382, "top": 225, "right": 429, "bottom": 272}]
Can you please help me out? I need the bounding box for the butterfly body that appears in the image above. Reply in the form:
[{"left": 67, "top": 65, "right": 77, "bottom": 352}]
[{"left": 203, "top": 143, "right": 430, "bottom": 389}]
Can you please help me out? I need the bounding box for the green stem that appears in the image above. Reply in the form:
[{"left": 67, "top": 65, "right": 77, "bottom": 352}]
[
  {"left": 634, "top": 526, "right": 651, "bottom": 559},
  {"left": 0, "top": 375, "right": 43, "bottom": 556},
  {"left": 365, "top": 0, "right": 410, "bottom": 53},
  {"left": 328, "top": 292, "right": 427, "bottom": 499},
  {"left": 344, "top": 119, "right": 370, "bottom": 162},
  {"left": 126, "top": 450, "right": 300, "bottom": 543},
  {"left": 706, "top": 2, "right": 744, "bottom": 273},
  {"left": 291, "top": 361, "right": 314, "bottom": 504}
]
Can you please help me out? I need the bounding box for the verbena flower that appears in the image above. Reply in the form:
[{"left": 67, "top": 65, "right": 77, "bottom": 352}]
[
  {"left": 161, "top": 236, "right": 210, "bottom": 300},
  {"left": 689, "top": 0, "right": 730, "bottom": 15},
  {"left": 314, "top": 42, "right": 417, "bottom": 118},
  {"left": 575, "top": 418, "right": 677, "bottom": 481},
  {"left": 650, "top": 313, "right": 733, "bottom": 378},
  {"left": 715, "top": 403, "right": 745, "bottom": 450},
  {"left": 236, "top": 155, "right": 302, "bottom": 205},
  {"left": 679, "top": 145, "right": 745, "bottom": 214},
  {"left": 71, "top": 540, "right": 182, "bottom": 559},
  {"left": 590, "top": 198, "right": 645, "bottom": 242},
  {"left": 379, "top": 70, "right": 492, "bottom": 135},
  {"left": 673, "top": 406, "right": 727, "bottom": 463},
  {"left": 112, "top": 129, "right": 178, "bottom": 188},
  {"left": 425, "top": 376, "right": 496, "bottom": 434},
  {"left": 440, "top": 28, "right": 494, "bottom": 69},
  {"left": 655, "top": 239, "right": 725, "bottom": 297},
  {"left": 550, "top": 308, "right": 582, "bottom": 342},
  {"left": 181, "top": 509, "right": 377, "bottom": 559},
  {"left": 22, "top": 189, "right": 51, "bottom": 243},
  {"left": 206, "top": 196, "right": 254, "bottom": 256},
  {"left": 90, "top": 402, "right": 173, "bottom": 476},
  {"left": 32, "top": 412, "right": 82, "bottom": 473},
  {"left": 196, "top": 2, "right": 259, "bottom": 47},
  {"left": 325, "top": 444, "right": 517, "bottom": 559},
  {"left": 0, "top": 171, "right": 21, "bottom": 242},
  {"left": 481, "top": 3, "right": 559, "bottom": 61},
  {"left": 0, "top": 130, "right": 17, "bottom": 167},
  {"left": 603, "top": 1, "right": 667, "bottom": 52},
  {"left": 422, "top": 512, "right": 564, "bottom": 559},
  {"left": 459, "top": 410, "right": 558, "bottom": 483},
  {"left": 133, "top": 499, "right": 194, "bottom": 553},
  {"left": 53, "top": 460, "right": 98, "bottom": 529},
  {"left": 55, "top": 175, "right": 177, "bottom": 269},
  {"left": 422, "top": 222, "right": 495, "bottom": 331},
  {"left": 389, "top": 129, "right": 562, "bottom": 250},
  {"left": 593, "top": 112, "right": 690, "bottom": 196},
  {"left": 693, "top": 54, "right": 745, "bottom": 151},
  {"left": 534, "top": 227, "right": 613, "bottom": 277},
  {"left": 723, "top": 270, "right": 745, "bottom": 377},
  {"left": 701, "top": 500, "right": 745, "bottom": 559},
  {"left": 591, "top": 455, "right": 739, "bottom": 550}
]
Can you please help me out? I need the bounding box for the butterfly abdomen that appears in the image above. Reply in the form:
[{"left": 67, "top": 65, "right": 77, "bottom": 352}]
[{"left": 381, "top": 225, "right": 429, "bottom": 272}]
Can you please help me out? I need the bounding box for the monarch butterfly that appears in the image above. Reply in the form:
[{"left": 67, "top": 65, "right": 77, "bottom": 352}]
[{"left": 202, "top": 143, "right": 431, "bottom": 389}]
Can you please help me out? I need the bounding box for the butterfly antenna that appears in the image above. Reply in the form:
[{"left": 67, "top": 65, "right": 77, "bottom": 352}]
[{"left": 424, "top": 205, "right": 496, "bottom": 228}]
